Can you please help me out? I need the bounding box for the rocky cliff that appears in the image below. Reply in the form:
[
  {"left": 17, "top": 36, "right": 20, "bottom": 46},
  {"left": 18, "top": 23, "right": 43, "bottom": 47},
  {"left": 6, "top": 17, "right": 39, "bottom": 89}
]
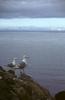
[{"left": 0, "top": 66, "right": 55, "bottom": 100}]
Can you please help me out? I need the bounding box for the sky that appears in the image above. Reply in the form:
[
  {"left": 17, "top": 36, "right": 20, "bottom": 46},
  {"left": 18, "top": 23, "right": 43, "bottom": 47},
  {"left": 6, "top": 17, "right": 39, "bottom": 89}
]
[
  {"left": 0, "top": 0, "right": 65, "bottom": 18},
  {"left": 0, "top": 0, "right": 65, "bottom": 30}
]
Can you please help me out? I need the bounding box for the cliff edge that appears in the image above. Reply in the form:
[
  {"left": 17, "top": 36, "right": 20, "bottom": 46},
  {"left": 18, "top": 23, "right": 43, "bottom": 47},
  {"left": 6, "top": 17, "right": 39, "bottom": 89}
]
[{"left": 0, "top": 66, "right": 54, "bottom": 100}]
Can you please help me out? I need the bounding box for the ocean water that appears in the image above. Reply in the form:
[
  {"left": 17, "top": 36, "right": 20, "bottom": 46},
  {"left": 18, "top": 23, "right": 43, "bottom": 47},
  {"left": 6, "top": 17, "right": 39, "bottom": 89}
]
[{"left": 0, "top": 31, "right": 65, "bottom": 95}]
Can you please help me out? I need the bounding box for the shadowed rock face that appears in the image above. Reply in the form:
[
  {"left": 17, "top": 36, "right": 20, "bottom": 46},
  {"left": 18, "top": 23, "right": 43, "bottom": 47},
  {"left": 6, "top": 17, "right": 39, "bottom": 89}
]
[
  {"left": 55, "top": 91, "right": 65, "bottom": 100},
  {"left": 0, "top": 66, "right": 5, "bottom": 72},
  {"left": 0, "top": 68, "right": 54, "bottom": 100}
]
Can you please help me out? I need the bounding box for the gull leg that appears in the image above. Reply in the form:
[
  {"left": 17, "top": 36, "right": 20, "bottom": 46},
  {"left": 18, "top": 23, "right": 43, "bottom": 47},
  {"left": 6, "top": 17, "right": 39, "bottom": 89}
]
[
  {"left": 19, "top": 69, "right": 22, "bottom": 76},
  {"left": 23, "top": 68, "right": 25, "bottom": 74}
]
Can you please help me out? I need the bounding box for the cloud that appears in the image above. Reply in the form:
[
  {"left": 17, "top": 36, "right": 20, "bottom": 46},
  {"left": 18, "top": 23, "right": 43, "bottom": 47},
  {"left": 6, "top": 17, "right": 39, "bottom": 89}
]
[{"left": 0, "top": 0, "right": 65, "bottom": 18}]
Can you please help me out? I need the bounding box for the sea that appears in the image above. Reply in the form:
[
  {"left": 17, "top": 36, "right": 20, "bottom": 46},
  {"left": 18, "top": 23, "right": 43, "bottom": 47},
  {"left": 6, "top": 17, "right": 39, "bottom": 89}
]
[{"left": 0, "top": 31, "right": 65, "bottom": 95}]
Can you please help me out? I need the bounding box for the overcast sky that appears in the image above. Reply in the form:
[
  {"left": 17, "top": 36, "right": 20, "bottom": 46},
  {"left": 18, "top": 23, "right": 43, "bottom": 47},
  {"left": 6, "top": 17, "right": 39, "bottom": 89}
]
[
  {"left": 0, "top": 0, "right": 65, "bottom": 30},
  {"left": 0, "top": 0, "right": 65, "bottom": 18}
]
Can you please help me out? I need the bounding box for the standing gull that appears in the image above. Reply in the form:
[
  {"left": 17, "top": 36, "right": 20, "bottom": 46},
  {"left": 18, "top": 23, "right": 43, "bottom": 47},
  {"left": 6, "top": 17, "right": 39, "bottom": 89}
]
[{"left": 18, "top": 55, "right": 29, "bottom": 73}]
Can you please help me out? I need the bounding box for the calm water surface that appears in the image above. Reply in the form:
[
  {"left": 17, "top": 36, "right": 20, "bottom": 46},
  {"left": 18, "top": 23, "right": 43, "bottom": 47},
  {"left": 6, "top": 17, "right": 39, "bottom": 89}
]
[{"left": 0, "top": 31, "right": 65, "bottom": 95}]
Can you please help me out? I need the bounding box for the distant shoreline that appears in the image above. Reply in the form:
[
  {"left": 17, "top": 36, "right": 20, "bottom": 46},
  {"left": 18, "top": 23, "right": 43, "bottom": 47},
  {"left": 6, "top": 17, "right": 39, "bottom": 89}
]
[{"left": 0, "top": 30, "right": 65, "bottom": 32}]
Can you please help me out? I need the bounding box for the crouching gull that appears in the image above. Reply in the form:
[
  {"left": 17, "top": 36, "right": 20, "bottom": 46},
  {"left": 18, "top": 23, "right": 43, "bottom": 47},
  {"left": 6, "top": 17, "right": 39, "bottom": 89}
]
[{"left": 7, "top": 58, "right": 17, "bottom": 68}]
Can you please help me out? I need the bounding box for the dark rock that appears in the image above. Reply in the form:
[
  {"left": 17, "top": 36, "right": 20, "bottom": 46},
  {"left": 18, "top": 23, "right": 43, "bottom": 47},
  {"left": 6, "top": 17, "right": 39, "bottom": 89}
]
[
  {"left": 0, "top": 66, "right": 5, "bottom": 72},
  {"left": 55, "top": 91, "right": 65, "bottom": 100},
  {"left": 8, "top": 70, "right": 15, "bottom": 75}
]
